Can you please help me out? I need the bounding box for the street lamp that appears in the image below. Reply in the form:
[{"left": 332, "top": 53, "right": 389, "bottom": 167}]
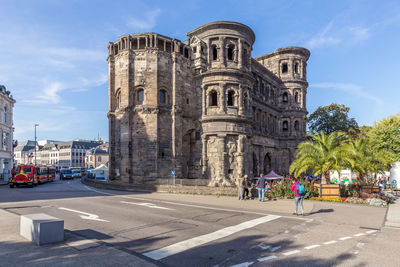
[{"left": 34, "top": 124, "right": 39, "bottom": 165}]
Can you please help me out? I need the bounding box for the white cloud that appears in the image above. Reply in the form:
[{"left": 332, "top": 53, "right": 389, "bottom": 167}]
[
  {"left": 311, "top": 82, "right": 382, "bottom": 104},
  {"left": 126, "top": 8, "right": 162, "bottom": 31},
  {"left": 37, "top": 81, "right": 64, "bottom": 104},
  {"left": 305, "top": 19, "right": 370, "bottom": 49}
]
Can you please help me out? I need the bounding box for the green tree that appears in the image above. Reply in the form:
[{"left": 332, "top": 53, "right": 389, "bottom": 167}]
[
  {"left": 368, "top": 113, "right": 400, "bottom": 163},
  {"left": 308, "top": 103, "right": 358, "bottom": 134},
  {"left": 341, "top": 138, "right": 387, "bottom": 184},
  {"left": 289, "top": 131, "right": 349, "bottom": 184}
]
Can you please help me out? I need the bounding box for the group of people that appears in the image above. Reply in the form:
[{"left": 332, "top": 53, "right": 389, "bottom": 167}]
[{"left": 237, "top": 174, "right": 305, "bottom": 216}]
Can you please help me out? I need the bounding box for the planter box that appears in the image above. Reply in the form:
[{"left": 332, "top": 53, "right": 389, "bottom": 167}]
[
  {"left": 314, "top": 184, "right": 340, "bottom": 199},
  {"left": 361, "top": 185, "right": 380, "bottom": 194}
]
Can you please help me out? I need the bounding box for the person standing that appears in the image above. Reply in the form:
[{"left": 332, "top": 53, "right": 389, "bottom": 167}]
[
  {"left": 243, "top": 175, "right": 250, "bottom": 199},
  {"left": 291, "top": 178, "right": 305, "bottom": 215},
  {"left": 237, "top": 175, "right": 245, "bottom": 200},
  {"left": 256, "top": 173, "right": 266, "bottom": 202}
]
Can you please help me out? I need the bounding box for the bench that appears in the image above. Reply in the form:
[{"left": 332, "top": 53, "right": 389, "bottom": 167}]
[{"left": 20, "top": 213, "right": 64, "bottom": 245}]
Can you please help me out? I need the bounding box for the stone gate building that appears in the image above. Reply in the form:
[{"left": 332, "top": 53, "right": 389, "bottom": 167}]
[{"left": 107, "top": 21, "right": 310, "bottom": 186}]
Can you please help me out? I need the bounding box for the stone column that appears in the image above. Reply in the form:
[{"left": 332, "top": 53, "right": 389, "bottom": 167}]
[
  {"left": 238, "top": 39, "right": 243, "bottom": 68},
  {"left": 202, "top": 86, "right": 207, "bottom": 116},
  {"left": 219, "top": 83, "right": 226, "bottom": 113},
  {"left": 219, "top": 36, "right": 225, "bottom": 67},
  {"left": 290, "top": 116, "right": 294, "bottom": 136},
  {"left": 201, "top": 135, "right": 207, "bottom": 176},
  {"left": 216, "top": 135, "right": 226, "bottom": 184},
  {"left": 238, "top": 85, "right": 243, "bottom": 115}
]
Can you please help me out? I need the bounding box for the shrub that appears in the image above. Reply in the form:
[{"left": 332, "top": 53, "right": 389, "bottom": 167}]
[{"left": 267, "top": 178, "right": 318, "bottom": 199}]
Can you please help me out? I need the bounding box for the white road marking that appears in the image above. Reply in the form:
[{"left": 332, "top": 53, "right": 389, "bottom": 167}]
[
  {"left": 304, "top": 244, "right": 320, "bottom": 250},
  {"left": 120, "top": 201, "right": 174, "bottom": 210},
  {"left": 84, "top": 186, "right": 311, "bottom": 221},
  {"left": 58, "top": 207, "right": 109, "bottom": 222},
  {"left": 270, "top": 246, "right": 281, "bottom": 252},
  {"left": 258, "top": 255, "right": 277, "bottom": 262},
  {"left": 366, "top": 230, "right": 378, "bottom": 234},
  {"left": 143, "top": 215, "right": 280, "bottom": 260},
  {"left": 230, "top": 262, "right": 254, "bottom": 267},
  {"left": 339, "top": 236, "right": 352, "bottom": 241},
  {"left": 251, "top": 243, "right": 271, "bottom": 250},
  {"left": 282, "top": 250, "right": 300, "bottom": 256},
  {"left": 323, "top": 240, "right": 337, "bottom": 245},
  {"left": 353, "top": 233, "right": 365, "bottom": 237},
  {"left": 66, "top": 239, "right": 101, "bottom": 250}
]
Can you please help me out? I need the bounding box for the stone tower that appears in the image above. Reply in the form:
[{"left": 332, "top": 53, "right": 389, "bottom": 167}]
[
  {"left": 107, "top": 21, "right": 310, "bottom": 185},
  {"left": 187, "top": 22, "right": 256, "bottom": 186}
]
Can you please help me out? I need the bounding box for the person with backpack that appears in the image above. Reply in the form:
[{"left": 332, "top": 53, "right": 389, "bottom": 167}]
[{"left": 291, "top": 178, "right": 305, "bottom": 215}]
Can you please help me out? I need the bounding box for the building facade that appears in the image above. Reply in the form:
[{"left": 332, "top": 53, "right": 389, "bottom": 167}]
[
  {"left": 0, "top": 85, "right": 15, "bottom": 181},
  {"left": 107, "top": 21, "right": 310, "bottom": 186},
  {"left": 85, "top": 142, "right": 109, "bottom": 168},
  {"left": 17, "top": 140, "right": 102, "bottom": 169}
]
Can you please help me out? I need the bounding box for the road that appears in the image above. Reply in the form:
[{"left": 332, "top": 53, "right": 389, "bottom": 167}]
[{"left": 0, "top": 178, "right": 397, "bottom": 266}]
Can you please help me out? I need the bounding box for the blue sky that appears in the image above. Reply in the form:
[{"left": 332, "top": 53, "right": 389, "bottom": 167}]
[{"left": 1, "top": 0, "right": 400, "bottom": 142}]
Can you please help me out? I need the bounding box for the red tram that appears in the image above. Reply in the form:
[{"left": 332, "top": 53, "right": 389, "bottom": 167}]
[{"left": 9, "top": 164, "right": 56, "bottom": 188}]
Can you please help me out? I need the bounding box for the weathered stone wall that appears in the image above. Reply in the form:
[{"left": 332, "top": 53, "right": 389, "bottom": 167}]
[{"left": 108, "top": 21, "right": 310, "bottom": 185}]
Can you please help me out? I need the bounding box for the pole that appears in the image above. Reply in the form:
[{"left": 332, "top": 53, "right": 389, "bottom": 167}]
[{"left": 34, "top": 124, "right": 39, "bottom": 165}]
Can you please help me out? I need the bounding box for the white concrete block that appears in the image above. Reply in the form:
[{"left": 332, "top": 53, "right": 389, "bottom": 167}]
[{"left": 20, "top": 213, "right": 64, "bottom": 245}]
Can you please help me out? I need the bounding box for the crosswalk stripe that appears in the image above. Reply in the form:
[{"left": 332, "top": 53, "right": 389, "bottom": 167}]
[{"left": 143, "top": 215, "right": 280, "bottom": 260}]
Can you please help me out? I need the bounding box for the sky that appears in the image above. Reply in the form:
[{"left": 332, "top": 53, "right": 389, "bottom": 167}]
[{"left": 1, "top": 0, "right": 400, "bottom": 142}]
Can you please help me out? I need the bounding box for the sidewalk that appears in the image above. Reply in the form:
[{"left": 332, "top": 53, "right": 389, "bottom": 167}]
[
  {"left": 385, "top": 196, "right": 400, "bottom": 228},
  {"left": 0, "top": 209, "right": 159, "bottom": 267}
]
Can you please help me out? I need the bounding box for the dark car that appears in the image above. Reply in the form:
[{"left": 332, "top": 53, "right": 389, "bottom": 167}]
[{"left": 60, "top": 169, "right": 73, "bottom": 180}]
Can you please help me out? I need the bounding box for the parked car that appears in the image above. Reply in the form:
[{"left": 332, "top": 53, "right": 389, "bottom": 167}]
[
  {"left": 72, "top": 169, "right": 82, "bottom": 179},
  {"left": 60, "top": 169, "right": 73, "bottom": 180}
]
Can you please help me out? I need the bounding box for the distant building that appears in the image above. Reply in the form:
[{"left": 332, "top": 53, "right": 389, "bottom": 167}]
[
  {"left": 14, "top": 140, "right": 36, "bottom": 165},
  {"left": 15, "top": 139, "right": 103, "bottom": 169},
  {"left": 85, "top": 142, "right": 109, "bottom": 168},
  {"left": 0, "top": 85, "right": 15, "bottom": 181},
  {"left": 38, "top": 140, "right": 59, "bottom": 146}
]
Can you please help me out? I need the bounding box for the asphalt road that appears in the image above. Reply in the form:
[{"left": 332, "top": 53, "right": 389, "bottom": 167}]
[{"left": 0, "top": 178, "right": 396, "bottom": 267}]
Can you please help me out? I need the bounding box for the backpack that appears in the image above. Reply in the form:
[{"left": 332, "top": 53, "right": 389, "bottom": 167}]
[{"left": 296, "top": 183, "right": 305, "bottom": 195}]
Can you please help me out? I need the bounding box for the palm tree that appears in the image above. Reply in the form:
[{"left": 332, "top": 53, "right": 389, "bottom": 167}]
[
  {"left": 289, "top": 131, "right": 348, "bottom": 184},
  {"left": 343, "top": 138, "right": 391, "bottom": 184}
]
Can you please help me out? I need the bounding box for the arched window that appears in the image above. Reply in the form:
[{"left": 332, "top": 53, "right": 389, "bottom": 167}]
[
  {"left": 209, "top": 90, "right": 218, "bottom": 106},
  {"left": 282, "top": 63, "right": 288, "bottom": 73},
  {"left": 282, "top": 121, "right": 289, "bottom": 131},
  {"left": 227, "top": 44, "right": 234, "bottom": 61},
  {"left": 261, "top": 82, "right": 265, "bottom": 96},
  {"left": 294, "top": 120, "right": 299, "bottom": 131},
  {"left": 159, "top": 89, "right": 166, "bottom": 104},
  {"left": 282, "top": 92, "right": 288, "bottom": 103},
  {"left": 116, "top": 90, "right": 121, "bottom": 109},
  {"left": 295, "top": 92, "right": 299, "bottom": 103},
  {"left": 243, "top": 92, "right": 248, "bottom": 110},
  {"left": 294, "top": 62, "right": 299, "bottom": 74},
  {"left": 98, "top": 156, "right": 102, "bottom": 162},
  {"left": 227, "top": 90, "right": 235, "bottom": 106},
  {"left": 243, "top": 49, "right": 248, "bottom": 66},
  {"left": 212, "top": 45, "right": 218, "bottom": 61},
  {"left": 137, "top": 89, "right": 144, "bottom": 104}
]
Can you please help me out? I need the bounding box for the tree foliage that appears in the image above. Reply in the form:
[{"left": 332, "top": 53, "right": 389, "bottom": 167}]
[
  {"left": 368, "top": 113, "right": 400, "bottom": 163},
  {"left": 289, "top": 131, "right": 349, "bottom": 184},
  {"left": 308, "top": 103, "right": 358, "bottom": 134}
]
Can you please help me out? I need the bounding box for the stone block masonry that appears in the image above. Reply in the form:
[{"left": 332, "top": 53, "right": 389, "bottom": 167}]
[{"left": 107, "top": 21, "right": 310, "bottom": 186}]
